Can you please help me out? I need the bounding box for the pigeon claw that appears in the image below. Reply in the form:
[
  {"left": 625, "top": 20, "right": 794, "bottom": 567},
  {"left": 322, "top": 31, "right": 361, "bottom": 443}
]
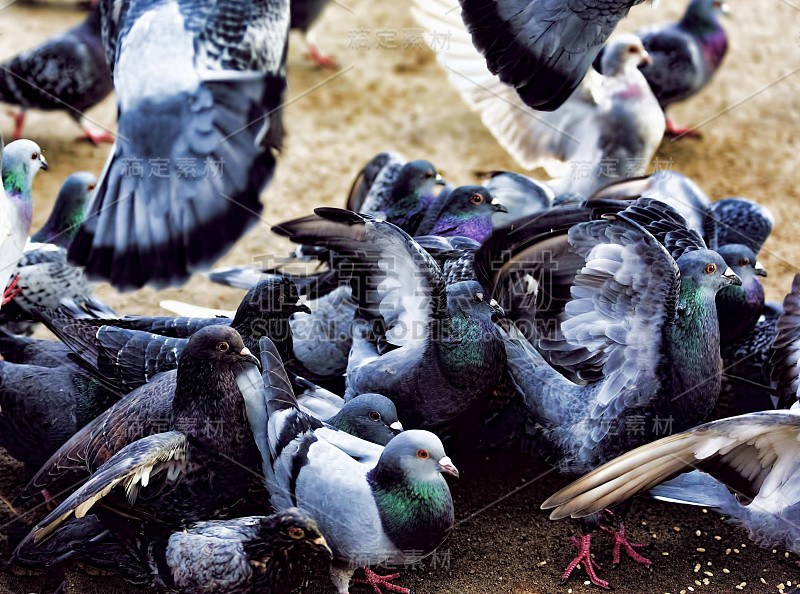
[
  {"left": 2, "top": 275, "right": 22, "bottom": 306},
  {"left": 602, "top": 524, "right": 652, "bottom": 569},
  {"left": 665, "top": 117, "right": 701, "bottom": 139},
  {"left": 307, "top": 43, "right": 339, "bottom": 69},
  {"left": 351, "top": 567, "right": 412, "bottom": 594},
  {"left": 7, "top": 109, "right": 24, "bottom": 140},
  {"left": 76, "top": 129, "right": 116, "bottom": 146},
  {"left": 561, "top": 534, "right": 610, "bottom": 589}
]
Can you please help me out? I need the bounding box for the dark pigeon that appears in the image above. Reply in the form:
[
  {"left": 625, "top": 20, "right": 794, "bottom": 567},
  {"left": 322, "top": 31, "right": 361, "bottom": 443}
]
[
  {"left": 542, "top": 410, "right": 800, "bottom": 557},
  {"left": 492, "top": 198, "right": 740, "bottom": 588},
  {"left": 22, "top": 326, "right": 265, "bottom": 543},
  {"left": 249, "top": 337, "right": 457, "bottom": 594},
  {"left": 68, "top": 0, "right": 290, "bottom": 289},
  {"left": 771, "top": 274, "right": 800, "bottom": 409},
  {"left": 273, "top": 208, "right": 506, "bottom": 432},
  {"left": 0, "top": 5, "right": 114, "bottom": 143},
  {"left": 414, "top": 185, "right": 507, "bottom": 242}
]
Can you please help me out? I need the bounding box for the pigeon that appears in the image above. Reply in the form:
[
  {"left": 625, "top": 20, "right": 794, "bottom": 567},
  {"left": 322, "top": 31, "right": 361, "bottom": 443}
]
[
  {"left": 0, "top": 358, "right": 121, "bottom": 468},
  {"left": 291, "top": 0, "right": 336, "bottom": 68},
  {"left": 0, "top": 5, "right": 114, "bottom": 144},
  {"left": 0, "top": 138, "right": 48, "bottom": 309},
  {"left": 23, "top": 325, "right": 265, "bottom": 543},
  {"left": 37, "top": 278, "right": 311, "bottom": 395},
  {"left": 346, "top": 151, "right": 404, "bottom": 213},
  {"left": 295, "top": 384, "right": 404, "bottom": 445},
  {"left": 541, "top": 409, "right": 800, "bottom": 558},
  {"left": 599, "top": 0, "right": 730, "bottom": 137},
  {"left": 273, "top": 208, "right": 507, "bottom": 431},
  {"left": 479, "top": 170, "right": 555, "bottom": 226},
  {"left": 0, "top": 327, "right": 73, "bottom": 367},
  {"left": 0, "top": 173, "right": 116, "bottom": 334},
  {"left": 250, "top": 336, "right": 457, "bottom": 594},
  {"left": 413, "top": 1, "right": 664, "bottom": 195},
  {"left": 11, "top": 509, "right": 332, "bottom": 594},
  {"left": 771, "top": 274, "right": 800, "bottom": 409},
  {"left": 67, "top": 0, "right": 290, "bottom": 290},
  {"left": 455, "top": 0, "right": 653, "bottom": 111},
  {"left": 414, "top": 185, "right": 508, "bottom": 242},
  {"left": 492, "top": 198, "right": 740, "bottom": 587},
  {"left": 715, "top": 244, "right": 767, "bottom": 344}
]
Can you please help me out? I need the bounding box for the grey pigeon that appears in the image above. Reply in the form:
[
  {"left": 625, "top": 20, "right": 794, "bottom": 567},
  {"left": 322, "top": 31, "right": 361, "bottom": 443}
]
[
  {"left": 542, "top": 410, "right": 800, "bottom": 557},
  {"left": 250, "top": 337, "right": 457, "bottom": 594},
  {"left": 599, "top": 0, "right": 730, "bottom": 137},
  {"left": 493, "top": 198, "right": 740, "bottom": 588},
  {"left": 414, "top": 185, "right": 507, "bottom": 242},
  {"left": 22, "top": 326, "right": 263, "bottom": 520},
  {"left": 68, "top": 0, "right": 290, "bottom": 289},
  {"left": 273, "top": 208, "right": 506, "bottom": 431},
  {"left": 0, "top": 5, "right": 114, "bottom": 143}
]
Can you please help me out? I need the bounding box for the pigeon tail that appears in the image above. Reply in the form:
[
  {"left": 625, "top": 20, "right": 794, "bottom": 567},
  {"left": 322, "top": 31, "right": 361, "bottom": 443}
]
[{"left": 68, "top": 72, "right": 285, "bottom": 290}]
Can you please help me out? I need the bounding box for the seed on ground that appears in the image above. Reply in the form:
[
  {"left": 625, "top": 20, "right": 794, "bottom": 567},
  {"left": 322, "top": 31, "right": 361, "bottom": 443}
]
[
  {"left": 723, "top": 569, "right": 730, "bottom": 574},
  {"left": 697, "top": 548, "right": 706, "bottom": 553},
  {"left": 537, "top": 561, "right": 546, "bottom": 567},
  {"left": 696, "top": 530, "right": 702, "bottom": 536}
]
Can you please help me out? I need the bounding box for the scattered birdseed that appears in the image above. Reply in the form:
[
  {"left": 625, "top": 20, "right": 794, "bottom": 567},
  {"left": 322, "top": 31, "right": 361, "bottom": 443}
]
[
  {"left": 697, "top": 548, "right": 706, "bottom": 553},
  {"left": 674, "top": 526, "right": 681, "bottom": 532},
  {"left": 695, "top": 580, "right": 701, "bottom": 586},
  {"left": 696, "top": 530, "right": 702, "bottom": 536},
  {"left": 723, "top": 569, "right": 730, "bottom": 574},
  {"left": 702, "top": 509, "right": 708, "bottom": 513},
  {"left": 734, "top": 549, "right": 740, "bottom": 554},
  {"left": 760, "top": 578, "right": 766, "bottom": 584},
  {"left": 662, "top": 552, "right": 669, "bottom": 556},
  {"left": 726, "top": 549, "right": 732, "bottom": 555},
  {"left": 704, "top": 571, "right": 713, "bottom": 577},
  {"left": 714, "top": 535, "right": 722, "bottom": 540},
  {"left": 537, "top": 561, "right": 546, "bottom": 567},
  {"left": 694, "top": 564, "right": 701, "bottom": 572}
]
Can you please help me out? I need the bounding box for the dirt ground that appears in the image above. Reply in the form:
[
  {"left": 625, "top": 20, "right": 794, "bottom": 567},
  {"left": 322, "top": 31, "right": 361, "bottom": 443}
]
[{"left": 1, "top": 0, "right": 799, "bottom": 592}]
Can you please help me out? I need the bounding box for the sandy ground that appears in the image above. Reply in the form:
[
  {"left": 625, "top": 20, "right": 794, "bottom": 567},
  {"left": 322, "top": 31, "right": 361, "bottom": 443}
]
[{"left": 0, "top": 0, "right": 799, "bottom": 592}]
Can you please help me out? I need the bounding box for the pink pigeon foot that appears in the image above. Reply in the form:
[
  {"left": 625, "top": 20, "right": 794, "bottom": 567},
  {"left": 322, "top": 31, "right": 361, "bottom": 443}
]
[
  {"left": 76, "top": 120, "right": 115, "bottom": 145},
  {"left": 307, "top": 42, "right": 338, "bottom": 69},
  {"left": 41, "top": 489, "right": 59, "bottom": 512},
  {"left": 603, "top": 522, "right": 652, "bottom": 569},
  {"left": 2, "top": 275, "right": 21, "bottom": 306},
  {"left": 665, "top": 117, "right": 701, "bottom": 139},
  {"left": 7, "top": 109, "right": 25, "bottom": 140},
  {"left": 351, "top": 567, "right": 412, "bottom": 594},
  {"left": 561, "top": 534, "right": 610, "bottom": 589}
]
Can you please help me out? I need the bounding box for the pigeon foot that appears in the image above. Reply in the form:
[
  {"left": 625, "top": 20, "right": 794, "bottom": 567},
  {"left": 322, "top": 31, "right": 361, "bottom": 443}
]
[
  {"left": 307, "top": 42, "right": 338, "bottom": 69},
  {"left": 602, "top": 523, "right": 651, "bottom": 569},
  {"left": 561, "top": 534, "right": 610, "bottom": 589},
  {"left": 41, "top": 489, "right": 59, "bottom": 512},
  {"left": 76, "top": 120, "right": 115, "bottom": 145},
  {"left": 351, "top": 567, "right": 412, "bottom": 594},
  {"left": 665, "top": 117, "right": 701, "bottom": 139},
  {"left": 7, "top": 110, "right": 25, "bottom": 140},
  {"left": 2, "top": 275, "right": 21, "bottom": 306}
]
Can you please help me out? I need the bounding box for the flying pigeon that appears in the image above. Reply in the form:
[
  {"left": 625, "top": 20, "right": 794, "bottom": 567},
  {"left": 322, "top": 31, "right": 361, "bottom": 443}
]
[
  {"left": 0, "top": 138, "right": 48, "bottom": 310},
  {"left": 542, "top": 410, "right": 800, "bottom": 558},
  {"left": 67, "top": 0, "right": 290, "bottom": 290},
  {"left": 413, "top": 1, "right": 664, "bottom": 195},
  {"left": 249, "top": 336, "right": 457, "bottom": 594},
  {"left": 0, "top": 5, "right": 114, "bottom": 144},
  {"left": 273, "top": 208, "right": 507, "bottom": 431},
  {"left": 490, "top": 198, "right": 740, "bottom": 588},
  {"left": 597, "top": 0, "right": 730, "bottom": 137},
  {"left": 23, "top": 326, "right": 265, "bottom": 543}
]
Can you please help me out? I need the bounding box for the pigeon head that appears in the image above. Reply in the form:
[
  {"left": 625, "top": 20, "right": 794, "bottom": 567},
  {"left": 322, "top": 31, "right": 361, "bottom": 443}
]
[
  {"left": 676, "top": 249, "right": 741, "bottom": 298},
  {"left": 180, "top": 325, "right": 260, "bottom": 369},
  {"left": 1, "top": 139, "right": 48, "bottom": 201},
  {"left": 245, "top": 508, "right": 332, "bottom": 563},
  {"left": 327, "top": 393, "right": 403, "bottom": 446},
  {"left": 375, "top": 430, "right": 458, "bottom": 482},
  {"left": 31, "top": 172, "right": 97, "bottom": 247},
  {"left": 715, "top": 244, "right": 766, "bottom": 342},
  {"left": 385, "top": 160, "right": 445, "bottom": 231},
  {"left": 601, "top": 34, "right": 653, "bottom": 76},
  {"left": 687, "top": 0, "right": 730, "bottom": 21},
  {"left": 429, "top": 185, "right": 507, "bottom": 242}
]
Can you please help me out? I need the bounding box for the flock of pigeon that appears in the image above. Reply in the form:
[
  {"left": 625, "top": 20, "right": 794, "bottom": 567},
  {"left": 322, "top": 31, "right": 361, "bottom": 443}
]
[{"left": 0, "top": 0, "right": 798, "bottom": 592}]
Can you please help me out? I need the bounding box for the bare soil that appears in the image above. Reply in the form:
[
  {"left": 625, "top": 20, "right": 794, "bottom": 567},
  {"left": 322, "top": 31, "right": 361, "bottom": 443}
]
[{"left": 1, "top": 0, "right": 799, "bottom": 592}]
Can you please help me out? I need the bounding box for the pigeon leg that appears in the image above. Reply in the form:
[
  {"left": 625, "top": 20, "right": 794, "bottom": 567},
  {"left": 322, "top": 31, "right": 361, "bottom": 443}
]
[
  {"left": 561, "top": 534, "right": 610, "bottom": 589},
  {"left": 75, "top": 118, "right": 115, "bottom": 145},
  {"left": 351, "top": 567, "right": 412, "bottom": 594},
  {"left": 305, "top": 30, "right": 338, "bottom": 69},
  {"left": 2, "top": 275, "right": 21, "bottom": 306},
  {"left": 665, "top": 117, "right": 701, "bottom": 139},
  {"left": 7, "top": 109, "right": 25, "bottom": 140},
  {"left": 602, "top": 521, "right": 652, "bottom": 569},
  {"left": 41, "top": 489, "right": 60, "bottom": 512}
]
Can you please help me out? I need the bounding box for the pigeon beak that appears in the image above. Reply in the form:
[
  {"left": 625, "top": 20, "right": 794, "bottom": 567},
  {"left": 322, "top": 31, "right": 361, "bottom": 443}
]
[
  {"left": 389, "top": 421, "right": 403, "bottom": 433},
  {"left": 715, "top": 0, "right": 730, "bottom": 15},
  {"left": 754, "top": 261, "right": 768, "bottom": 277},
  {"left": 491, "top": 202, "right": 509, "bottom": 213},
  {"left": 434, "top": 173, "right": 446, "bottom": 186},
  {"left": 640, "top": 50, "right": 653, "bottom": 66},
  {"left": 39, "top": 154, "right": 48, "bottom": 170},
  {"left": 311, "top": 535, "right": 333, "bottom": 558},
  {"left": 722, "top": 267, "right": 742, "bottom": 286},
  {"left": 438, "top": 456, "right": 459, "bottom": 478},
  {"left": 294, "top": 302, "right": 312, "bottom": 314},
  {"left": 239, "top": 346, "right": 262, "bottom": 370}
]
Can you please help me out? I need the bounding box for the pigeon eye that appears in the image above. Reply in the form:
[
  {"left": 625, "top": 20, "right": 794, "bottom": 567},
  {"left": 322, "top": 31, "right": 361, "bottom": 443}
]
[
  {"left": 416, "top": 449, "right": 430, "bottom": 459},
  {"left": 88, "top": 183, "right": 96, "bottom": 191},
  {"left": 216, "top": 342, "right": 230, "bottom": 352},
  {"left": 423, "top": 171, "right": 434, "bottom": 179},
  {"left": 704, "top": 264, "right": 717, "bottom": 275},
  {"left": 470, "top": 193, "right": 483, "bottom": 204},
  {"left": 368, "top": 411, "right": 381, "bottom": 421},
  {"left": 31, "top": 152, "right": 38, "bottom": 160},
  {"left": 739, "top": 258, "right": 749, "bottom": 267},
  {"left": 628, "top": 46, "right": 638, "bottom": 54},
  {"left": 473, "top": 293, "right": 484, "bottom": 303},
  {"left": 288, "top": 527, "right": 305, "bottom": 540},
  {"left": 278, "top": 294, "right": 285, "bottom": 302}
]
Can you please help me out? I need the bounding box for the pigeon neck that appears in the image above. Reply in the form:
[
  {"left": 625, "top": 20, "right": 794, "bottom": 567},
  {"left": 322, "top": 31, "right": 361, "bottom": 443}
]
[
  {"left": 231, "top": 314, "right": 293, "bottom": 362},
  {"left": 2, "top": 169, "right": 33, "bottom": 229},
  {"left": 385, "top": 189, "right": 435, "bottom": 233},
  {"left": 680, "top": 5, "right": 723, "bottom": 37},
  {"left": 430, "top": 214, "right": 493, "bottom": 243},
  {"left": 31, "top": 198, "right": 84, "bottom": 248},
  {"left": 367, "top": 464, "right": 453, "bottom": 554},
  {"left": 716, "top": 274, "right": 764, "bottom": 342}
]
